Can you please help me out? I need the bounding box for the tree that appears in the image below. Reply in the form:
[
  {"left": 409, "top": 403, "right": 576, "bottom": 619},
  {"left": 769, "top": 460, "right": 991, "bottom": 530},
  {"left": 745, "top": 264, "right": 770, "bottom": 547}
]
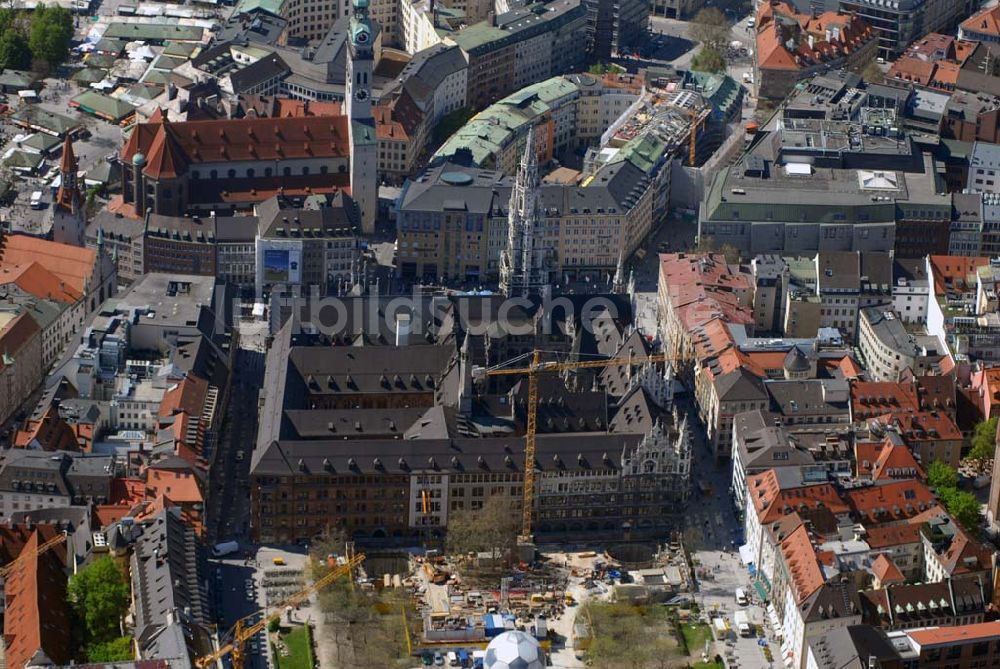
[
  {"left": 86, "top": 636, "right": 133, "bottom": 662},
  {"left": 691, "top": 46, "right": 726, "bottom": 74},
  {"left": 29, "top": 4, "right": 74, "bottom": 68},
  {"left": 67, "top": 556, "right": 130, "bottom": 644},
  {"left": 940, "top": 487, "right": 982, "bottom": 533},
  {"left": 0, "top": 30, "right": 29, "bottom": 70},
  {"left": 927, "top": 459, "right": 959, "bottom": 491},
  {"left": 444, "top": 494, "right": 519, "bottom": 564},
  {"left": 689, "top": 8, "right": 731, "bottom": 51},
  {"left": 861, "top": 60, "right": 883, "bottom": 84},
  {"left": 968, "top": 417, "right": 998, "bottom": 470},
  {"left": 268, "top": 618, "right": 281, "bottom": 633}
]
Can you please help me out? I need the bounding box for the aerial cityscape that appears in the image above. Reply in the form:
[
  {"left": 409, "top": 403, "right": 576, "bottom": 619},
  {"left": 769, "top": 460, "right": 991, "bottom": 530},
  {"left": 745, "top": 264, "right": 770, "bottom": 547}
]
[{"left": 2, "top": 0, "right": 1000, "bottom": 664}]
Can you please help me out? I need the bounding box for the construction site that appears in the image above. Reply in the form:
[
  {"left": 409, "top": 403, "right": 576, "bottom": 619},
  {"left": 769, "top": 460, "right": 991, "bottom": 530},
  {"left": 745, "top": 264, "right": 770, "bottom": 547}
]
[{"left": 303, "top": 535, "right": 698, "bottom": 668}]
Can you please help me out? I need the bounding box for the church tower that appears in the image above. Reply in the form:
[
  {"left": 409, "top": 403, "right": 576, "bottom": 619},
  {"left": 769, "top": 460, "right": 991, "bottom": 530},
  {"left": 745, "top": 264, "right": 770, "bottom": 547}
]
[
  {"left": 499, "top": 127, "right": 550, "bottom": 297},
  {"left": 347, "top": 0, "right": 378, "bottom": 234},
  {"left": 52, "top": 136, "right": 86, "bottom": 247}
]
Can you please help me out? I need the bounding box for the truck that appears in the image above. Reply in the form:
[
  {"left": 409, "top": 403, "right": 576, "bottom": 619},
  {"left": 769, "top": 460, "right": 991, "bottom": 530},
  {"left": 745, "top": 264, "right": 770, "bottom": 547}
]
[
  {"left": 734, "top": 610, "right": 752, "bottom": 637},
  {"left": 211, "top": 540, "right": 240, "bottom": 557}
]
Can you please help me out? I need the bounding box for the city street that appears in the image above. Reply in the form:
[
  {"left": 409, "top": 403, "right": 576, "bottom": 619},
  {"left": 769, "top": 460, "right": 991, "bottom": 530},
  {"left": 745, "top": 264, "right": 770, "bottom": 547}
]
[{"left": 683, "top": 398, "right": 778, "bottom": 669}]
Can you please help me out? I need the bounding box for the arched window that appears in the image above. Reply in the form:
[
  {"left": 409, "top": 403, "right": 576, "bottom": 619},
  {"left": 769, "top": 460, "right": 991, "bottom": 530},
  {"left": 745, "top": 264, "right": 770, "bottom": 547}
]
[
  {"left": 247, "top": 168, "right": 255, "bottom": 178},
  {"left": 283, "top": 167, "right": 292, "bottom": 176},
  {"left": 302, "top": 166, "right": 310, "bottom": 176},
  {"left": 228, "top": 169, "right": 236, "bottom": 178},
  {"left": 210, "top": 170, "right": 218, "bottom": 179}
]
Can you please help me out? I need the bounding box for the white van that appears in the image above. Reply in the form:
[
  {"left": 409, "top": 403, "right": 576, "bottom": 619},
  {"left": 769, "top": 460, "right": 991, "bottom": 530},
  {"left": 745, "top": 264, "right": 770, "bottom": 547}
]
[
  {"left": 29, "top": 191, "right": 43, "bottom": 209},
  {"left": 735, "top": 587, "right": 749, "bottom": 606}
]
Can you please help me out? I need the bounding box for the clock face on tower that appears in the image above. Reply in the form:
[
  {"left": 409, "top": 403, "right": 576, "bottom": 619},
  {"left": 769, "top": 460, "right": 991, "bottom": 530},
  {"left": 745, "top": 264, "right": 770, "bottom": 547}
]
[
  {"left": 356, "top": 28, "right": 370, "bottom": 44},
  {"left": 355, "top": 89, "right": 369, "bottom": 102}
]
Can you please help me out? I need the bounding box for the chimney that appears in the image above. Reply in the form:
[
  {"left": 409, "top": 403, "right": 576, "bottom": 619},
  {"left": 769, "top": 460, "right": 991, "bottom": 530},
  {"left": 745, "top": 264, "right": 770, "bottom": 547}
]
[
  {"left": 808, "top": 34, "right": 814, "bottom": 50},
  {"left": 488, "top": 10, "right": 495, "bottom": 25},
  {"left": 396, "top": 313, "right": 411, "bottom": 346}
]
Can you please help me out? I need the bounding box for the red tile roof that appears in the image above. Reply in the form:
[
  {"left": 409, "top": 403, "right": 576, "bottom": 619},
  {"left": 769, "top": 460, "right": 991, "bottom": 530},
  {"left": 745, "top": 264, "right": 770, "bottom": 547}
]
[
  {"left": 0, "top": 312, "right": 40, "bottom": 372},
  {"left": 888, "top": 57, "right": 935, "bottom": 85},
  {"left": 0, "top": 261, "right": 83, "bottom": 303},
  {"left": 864, "top": 523, "right": 922, "bottom": 548},
  {"left": 658, "top": 253, "right": 754, "bottom": 335},
  {"left": 778, "top": 523, "right": 825, "bottom": 602},
  {"left": 159, "top": 374, "right": 209, "bottom": 419},
  {"left": 961, "top": 5, "right": 1000, "bottom": 38},
  {"left": 870, "top": 553, "right": 905, "bottom": 584},
  {"left": 908, "top": 621, "right": 1000, "bottom": 646},
  {"left": 144, "top": 120, "right": 188, "bottom": 180},
  {"left": 2, "top": 531, "right": 72, "bottom": 669},
  {"left": 122, "top": 116, "right": 353, "bottom": 174},
  {"left": 851, "top": 380, "right": 920, "bottom": 419},
  {"left": 13, "top": 404, "right": 79, "bottom": 451},
  {"left": 747, "top": 469, "right": 849, "bottom": 523},
  {"left": 755, "top": 0, "right": 875, "bottom": 72},
  {"left": 846, "top": 480, "right": 937, "bottom": 524},
  {"left": 0, "top": 233, "right": 98, "bottom": 295},
  {"left": 871, "top": 441, "right": 924, "bottom": 481},
  {"left": 871, "top": 410, "right": 963, "bottom": 444},
  {"left": 928, "top": 255, "right": 988, "bottom": 296}
]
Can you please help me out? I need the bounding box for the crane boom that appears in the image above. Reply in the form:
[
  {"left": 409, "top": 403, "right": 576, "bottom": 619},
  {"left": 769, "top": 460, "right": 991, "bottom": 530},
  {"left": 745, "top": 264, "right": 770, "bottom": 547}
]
[
  {"left": 0, "top": 532, "right": 66, "bottom": 578},
  {"left": 484, "top": 351, "right": 681, "bottom": 540},
  {"left": 195, "top": 553, "right": 365, "bottom": 669}
]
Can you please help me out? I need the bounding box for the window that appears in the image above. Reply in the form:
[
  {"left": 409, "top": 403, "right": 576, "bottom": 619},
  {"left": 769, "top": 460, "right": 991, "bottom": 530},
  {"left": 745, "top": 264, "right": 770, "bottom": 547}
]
[{"left": 228, "top": 169, "right": 236, "bottom": 178}]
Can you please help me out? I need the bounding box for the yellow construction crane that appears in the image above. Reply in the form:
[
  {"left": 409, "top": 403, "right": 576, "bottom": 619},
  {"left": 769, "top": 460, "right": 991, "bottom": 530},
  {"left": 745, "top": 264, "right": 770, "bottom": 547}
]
[
  {"left": 480, "top": 351, "right": 682, "bottom": 542},
  {"left": 688, "top": 108, "right": 706, "bottom": 166},
  {"left": 0, "top": 532, "right": 66, "bottom": 578},
  {"left": 195, "top": 553, "right": 365, "bottom": 669}
]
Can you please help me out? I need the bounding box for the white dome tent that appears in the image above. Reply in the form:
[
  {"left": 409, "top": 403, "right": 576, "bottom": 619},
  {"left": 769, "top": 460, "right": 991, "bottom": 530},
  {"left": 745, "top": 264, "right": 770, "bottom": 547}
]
[{"left": 483, "top": 631, "right": 545, "bottom": 669}]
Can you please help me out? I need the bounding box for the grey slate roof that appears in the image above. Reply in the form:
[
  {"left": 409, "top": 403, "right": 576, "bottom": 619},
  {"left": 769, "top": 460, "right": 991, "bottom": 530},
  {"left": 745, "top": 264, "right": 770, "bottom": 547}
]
[
  {"left": 714, "top": 368, "right": 767, "bottom": 402},
  {"left": 131, "top": 508, "right": 213, "bottom": 663}
]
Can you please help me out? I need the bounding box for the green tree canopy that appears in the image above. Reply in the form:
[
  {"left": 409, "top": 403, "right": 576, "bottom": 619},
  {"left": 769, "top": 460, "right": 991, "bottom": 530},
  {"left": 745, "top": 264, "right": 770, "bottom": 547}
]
[
  {"left": 939, "top": 487, "right": 982, "bottom": 533},
  {"left": 927, "top": 459, "right": 959, "bottom": 491},
  {"left": 29, "top": 4, "right": 73, "bottom": 67},
  {"left": 86, "top": 636, "right": 133, "bottom": 663},
  {"left": 444, "top": 494, "right": 519, "bottom": 562},
  {"left": 67, "top": 556, "right": 130, "bottom": 644},
  {"left": 689, "top": 8, "right": 730, "bottom": 51},
  {"left": 968, "top": 417, "right": 998, "bottom": 469},
  {"left": 691, "top": 46, "right": 726, "bottom": 74},
  {"left": 0, "top": 30, "right": 30, "bottom": 70}
]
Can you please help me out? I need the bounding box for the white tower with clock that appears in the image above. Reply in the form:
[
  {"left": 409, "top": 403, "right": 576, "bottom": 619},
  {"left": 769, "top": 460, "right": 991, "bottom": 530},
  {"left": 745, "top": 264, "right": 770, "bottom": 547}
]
[{"left": 347, "top": 0, "right": 378, "bottom": 234}]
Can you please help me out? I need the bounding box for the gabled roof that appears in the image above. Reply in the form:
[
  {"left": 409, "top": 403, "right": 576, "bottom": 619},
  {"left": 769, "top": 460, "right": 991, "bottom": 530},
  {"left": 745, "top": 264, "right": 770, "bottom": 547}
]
[
  {"left": 748, "top": 469, "right": 849, "bottom": 523},
  {"left": 908, "top": 621, "right": 1000, "bottom": 647},
  {"left": 144, "top": 120, "right": 189, "bottom": 180},
  {"left": 2, "top": 531, "right": 72, "bottom": 669},
  {"left": 871, "top": 441, "right": 924, "bottom": 481},
  {"left": 871, "top": 554, "right": 904, "bottom": 584},
  {"left": 845, "top": 479, "right": 936, "bottom": 524},
  {"left": 0, "top": 233, "right": 97, "bottom": 295},
  {"left": 714, "top": 367, "right": 768, "bottom": 401},
  {"left": 121, "top": 115, "right": 352, "bottom": 172},
  {"left": 0, "top": 261, "right": 82, "bottom": 303},
  {"left": 961, "top": 5, "right": 1000, "bottom": 38}
]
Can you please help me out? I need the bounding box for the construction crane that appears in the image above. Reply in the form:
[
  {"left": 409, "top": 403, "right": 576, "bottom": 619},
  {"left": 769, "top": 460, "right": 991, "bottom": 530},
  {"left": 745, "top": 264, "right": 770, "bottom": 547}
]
[
  {"left": 195, "top": 553, "right": 365, "bottom": 669},
  {"left": 0, "top": 532, "right": 66, "bottom": 578},
  {"left": 688, "top": 108, "right": 706, "bottom": 166},
  {"left": 479, "top": 351, "right": 682, "bottom": 542}
]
